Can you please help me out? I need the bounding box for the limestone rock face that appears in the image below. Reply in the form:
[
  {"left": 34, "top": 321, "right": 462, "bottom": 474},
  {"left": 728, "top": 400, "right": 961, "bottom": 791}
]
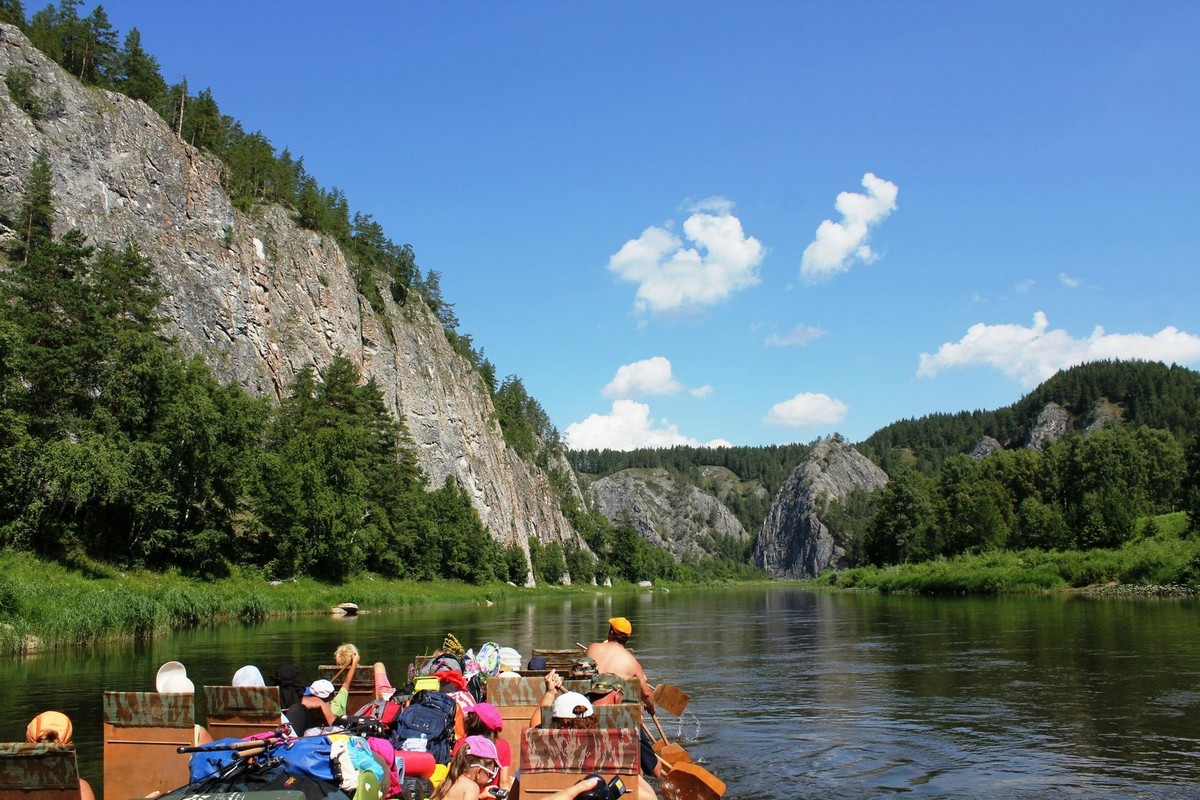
[
  {"left": 971, "top": 436, "right": 1004, "bottom": 459},
  {"left": 0, "top": 24, "right": 581, "bottom": 562},
  {"left": 753, "top": 437, "right": 888, "bottom": 579},
  {"left": 588, "top": 468, "right": 750, "bottom": 562},
  {"left": 1085, "top": 398, "right": 1124, "bottom": 435},
  {"left": 1027, "top": 402, "right": 1072, "bottom": 450}
]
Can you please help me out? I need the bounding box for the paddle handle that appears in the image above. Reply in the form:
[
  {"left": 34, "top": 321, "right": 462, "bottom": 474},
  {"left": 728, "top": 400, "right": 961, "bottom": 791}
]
[{"left": 651, "top": 708, "right": 669, "bottom": 742}]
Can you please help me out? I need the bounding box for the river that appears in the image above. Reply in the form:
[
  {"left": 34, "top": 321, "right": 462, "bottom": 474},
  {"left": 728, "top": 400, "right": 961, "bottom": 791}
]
[{"left": 4, "top": 586, "right": 1199, "bottom": 799}]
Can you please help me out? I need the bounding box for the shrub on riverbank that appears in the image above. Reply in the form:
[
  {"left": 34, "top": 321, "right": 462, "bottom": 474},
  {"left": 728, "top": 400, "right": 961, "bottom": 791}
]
[{"left": 827, "top": 514, "right": 1200, "bottom": 594}]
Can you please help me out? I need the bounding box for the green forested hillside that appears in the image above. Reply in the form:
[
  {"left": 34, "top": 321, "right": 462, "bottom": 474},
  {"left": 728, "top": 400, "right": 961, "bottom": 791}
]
[
  {"left": 858, "top": 361, "right": 1200, "bottom": 475},
  {"left": 571, "top": 362, "right": 1200, "bottom": 579}
]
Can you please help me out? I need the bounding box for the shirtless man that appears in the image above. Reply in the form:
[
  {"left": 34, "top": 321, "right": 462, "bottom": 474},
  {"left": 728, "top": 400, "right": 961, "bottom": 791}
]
[{"left": 584, "top": 617, "right": 655, "bottom": 713}]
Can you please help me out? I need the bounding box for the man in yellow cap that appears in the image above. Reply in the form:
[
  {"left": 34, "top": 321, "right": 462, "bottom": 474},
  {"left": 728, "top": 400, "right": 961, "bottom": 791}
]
[{"left": 584, "top": 617, "right": 655, "bottom": 713}]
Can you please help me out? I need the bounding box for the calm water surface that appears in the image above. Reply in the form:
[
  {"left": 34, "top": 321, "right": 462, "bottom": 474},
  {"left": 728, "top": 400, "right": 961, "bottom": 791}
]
[{"left": 4, "top": 587, "right": 1200, "bottom": 799}]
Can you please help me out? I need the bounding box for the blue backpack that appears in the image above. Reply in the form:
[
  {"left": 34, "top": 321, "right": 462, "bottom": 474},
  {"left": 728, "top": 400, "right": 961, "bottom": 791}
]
[
  {"left": 274, "top": 735, "right": 337, "bottom": 783},
  {"left": 392, "top": 690, "right": 457, "bottom": 764}
]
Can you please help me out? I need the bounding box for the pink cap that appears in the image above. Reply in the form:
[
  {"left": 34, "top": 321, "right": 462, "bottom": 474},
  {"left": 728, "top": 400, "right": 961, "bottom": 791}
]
[
  {"left": 471, "top": 702, "right": 503, "bottom": 732},
  {"left": 463, "top": 735, "right": 498, "bottom": 762}
]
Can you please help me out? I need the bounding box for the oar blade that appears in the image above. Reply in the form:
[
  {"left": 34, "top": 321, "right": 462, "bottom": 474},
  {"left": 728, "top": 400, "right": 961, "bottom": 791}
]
[
  {"left": 661, "top": 742, "right": 692, "bottom": 764},
  {"left": 654, "top": 683, "right": 691, "bottom": 716},
  {"left": 661, "top": 762, "right": 726, "bottom": 800}
]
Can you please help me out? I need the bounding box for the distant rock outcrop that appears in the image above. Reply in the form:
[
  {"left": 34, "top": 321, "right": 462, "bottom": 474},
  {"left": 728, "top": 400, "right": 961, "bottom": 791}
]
[
  {"left": 970, "top": 436, "right": 1004, "bottom": 459},
  {"left": 1085, "top": 398, "right": 1124, "bottom": 434},
  {"left": 588, "top": 468, "right": 750, "bottom": 562},
  {"left": 753, "top": 437, "right": 888, "bottom": 579},
  {"left": 0, "top": 24, "right": 582, "bottom": 569},
  {"left": 1027, "top": 402, "right": 1072, "bottom": 450}
]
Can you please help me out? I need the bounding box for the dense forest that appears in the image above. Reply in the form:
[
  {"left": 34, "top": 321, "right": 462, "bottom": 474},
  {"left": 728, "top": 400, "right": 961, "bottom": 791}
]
[
  {"left": 858, "top": 360, "right": 1200, "bottom": 474},
  {"left": 0, "top": 1, "right": 757, "bottom": 585},
  {"left": 850, "top": 362, "right": 1200, "bottom": 567}
]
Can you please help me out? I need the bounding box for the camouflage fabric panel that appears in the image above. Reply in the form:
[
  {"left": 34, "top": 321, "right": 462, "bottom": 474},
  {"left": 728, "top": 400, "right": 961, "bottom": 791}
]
[
  {"left": 538, "top": 704, "right": 642, "bottom": 730},
  {"left": 203, "top": 686, "right": 281, "bottom": 716},
  {"left": 0, "top": 743, "right": 79, "bottom": 788},
  {"left": 486, "top": 677, "right": 543, "bottom": 706},
  {"left": 318, "top": 665, "right": 375, "bottom": 690},
  {"left": 562, "top": 677, "right": 641, "bottom": 699},
  {"left": 521, "top": 729, "right": 639, "bottom": 773},
  {"left": 103, "top": 691, "right": 194, "bottom": 728}
]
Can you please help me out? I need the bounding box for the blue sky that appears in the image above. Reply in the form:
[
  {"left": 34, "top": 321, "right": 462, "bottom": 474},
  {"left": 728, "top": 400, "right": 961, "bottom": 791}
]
[{"left": 99, "top": 1, "right": 1200, "bottom": 449}]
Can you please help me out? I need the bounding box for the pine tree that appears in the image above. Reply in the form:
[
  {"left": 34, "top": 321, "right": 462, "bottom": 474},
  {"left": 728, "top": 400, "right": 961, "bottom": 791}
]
[
  {"left": 114, "top": 27, "right": 167, "bottom": 109},
  {"left": 11, "top": 153, "right": 55, "bottom": 264},
  {"left": 0, "top": 0, "right": 25, "bottom": 27},
  {"left": 77, "top": 4, "right": 118, "bottom": 85}
]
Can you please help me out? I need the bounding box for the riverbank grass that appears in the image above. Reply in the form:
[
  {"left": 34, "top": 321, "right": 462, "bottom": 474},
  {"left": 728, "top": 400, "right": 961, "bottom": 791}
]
[
  {"left": 826, "top": 513, "right": 1199, "bottom": 594},
  {"left": 0, "top": 551, "right": 617, "bottom": 655}
]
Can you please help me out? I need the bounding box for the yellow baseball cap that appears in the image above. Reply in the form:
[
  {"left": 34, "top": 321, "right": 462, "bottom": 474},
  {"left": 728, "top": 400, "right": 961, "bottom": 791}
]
[{"left": 609, "top": 617, "right": 632, "bottom": 636}]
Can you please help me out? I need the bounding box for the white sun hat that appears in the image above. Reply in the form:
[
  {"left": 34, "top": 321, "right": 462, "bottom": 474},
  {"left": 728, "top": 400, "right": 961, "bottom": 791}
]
[{"left": 156, "top": 660, "right": 195, "bottom": 694}]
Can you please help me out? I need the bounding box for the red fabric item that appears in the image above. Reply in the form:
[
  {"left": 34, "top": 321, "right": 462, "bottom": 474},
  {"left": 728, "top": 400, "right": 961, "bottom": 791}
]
[
  {"left": 434, "top": 670, "right": 468, "bottom": 692},
  {"left": 396, "top": 750, "right": 437, "bottom": 778}
]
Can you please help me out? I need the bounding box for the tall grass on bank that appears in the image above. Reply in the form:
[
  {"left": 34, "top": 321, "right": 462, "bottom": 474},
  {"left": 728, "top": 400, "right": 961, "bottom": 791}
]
[
  {"left": 0, "top": 552, "right": 591, "bottom": 656},
  {"left": 827, "top": 514, "right": 1200, "bottom": 595}
]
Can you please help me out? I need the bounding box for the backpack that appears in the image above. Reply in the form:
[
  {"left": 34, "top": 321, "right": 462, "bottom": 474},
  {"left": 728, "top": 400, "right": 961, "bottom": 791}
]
[
  {"left": 273, "top": 735, "right": 336, "bottom": 784},
  {"left": 465, "top": 672, "right": 486, "bottom": 703},
  {"left": 329, "top": 734, "right": 385, "bottom": 793},
  {"left": 355, "top": 697, "right": 404, "bottom": 732},
  {"left": 337, "top": 714, "right": 388, "bottom": 740},
  {"left": 391, "top": 689, "right": 457, "bottom": 764}
]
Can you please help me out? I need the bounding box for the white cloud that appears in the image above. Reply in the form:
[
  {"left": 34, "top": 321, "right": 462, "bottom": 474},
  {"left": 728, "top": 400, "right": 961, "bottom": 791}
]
[
  {"left": 917, "top": 312, "right": 1200, "bottom": 386},
  {"left": 764, "top": 323, "right": 827, "bottom": 347},
  {"left": 1059, "top": 272, "right": 1084, "bottom": 288},
  {"left": 764, "top": 393, "right": 849, "bottom": 428},
  {"left": 602, "top": 356, "right": 684, "bottom": 399},
  {"left": 689, "top": 385, "right": 713, "bottom": 398},
  {"left": 563, "top": 400, "right": 726, "bottom": 451},
  {"left": 1016, "top": 279, "right": 1035, "bottom": 293},
  {"left": 800, "top": 173, "right": 898, "bottom": 281},
  {"left": 607, "top": 198, "right": 765, "bottom": 314}
]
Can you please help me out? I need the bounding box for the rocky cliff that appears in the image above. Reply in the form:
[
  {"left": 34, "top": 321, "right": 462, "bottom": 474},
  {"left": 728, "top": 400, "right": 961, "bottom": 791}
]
[
  {"left": 753, "top": 437, "right": 888, "bottom": 579},
  {"left": 588, "top": 467, "right": 751, "bottom": 562},
  {"left": 0, "top": 24, "right": 581, "bottom": 567}
]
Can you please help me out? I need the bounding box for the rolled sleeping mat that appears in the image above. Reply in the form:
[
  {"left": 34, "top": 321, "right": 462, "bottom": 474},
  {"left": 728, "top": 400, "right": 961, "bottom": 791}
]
[{"left": 396, "top": 750, "right": 436, "bottom": 778}]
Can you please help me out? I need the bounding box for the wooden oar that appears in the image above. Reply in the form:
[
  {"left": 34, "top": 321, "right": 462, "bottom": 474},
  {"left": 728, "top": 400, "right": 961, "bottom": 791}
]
[
  {"left": 653, "top": 683, "right": 691, "bottom": 716},
  {"left": 645, "top": 723, "right": 725, "bottom": 800},
  {"left": 660, "top": 762, "right": 727, "bottom": 800},
  {"left": 651, "top": 707, "right": 697, "bottom": 768},
  {"left": 645, "top": 721, "right": 692, "bottom": 765}
]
